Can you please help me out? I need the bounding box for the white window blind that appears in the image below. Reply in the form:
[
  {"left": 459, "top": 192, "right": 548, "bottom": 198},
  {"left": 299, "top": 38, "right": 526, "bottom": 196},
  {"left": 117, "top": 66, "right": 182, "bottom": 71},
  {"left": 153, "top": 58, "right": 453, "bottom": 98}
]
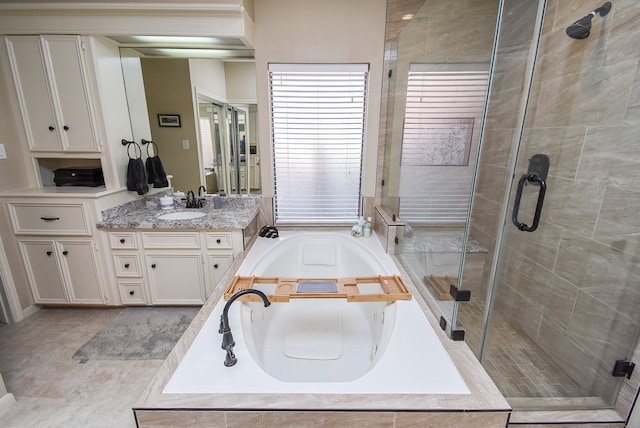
[
  {"left": 399, "top": 64, "right": 489, "bottom": 223},
  {"left": 269, "top": 64, "right": 368, "bottom": 223}
]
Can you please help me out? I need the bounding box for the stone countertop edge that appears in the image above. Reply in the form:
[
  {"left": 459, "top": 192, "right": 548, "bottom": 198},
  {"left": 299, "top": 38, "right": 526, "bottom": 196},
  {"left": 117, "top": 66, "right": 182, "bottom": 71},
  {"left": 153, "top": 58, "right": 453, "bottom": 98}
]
[
  {"left": 133, "top": 231, "right": 512, "bottom": 414},
  {"left": 97, "top": 196, "right": 261, "bottom": 230}
]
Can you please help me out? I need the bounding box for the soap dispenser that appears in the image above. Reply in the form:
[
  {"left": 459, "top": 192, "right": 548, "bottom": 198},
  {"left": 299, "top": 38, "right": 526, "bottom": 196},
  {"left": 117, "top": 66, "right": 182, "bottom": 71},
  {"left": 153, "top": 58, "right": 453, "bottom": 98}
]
[{"left": 363, "top": 217, "right": 372, "bottom": 238}]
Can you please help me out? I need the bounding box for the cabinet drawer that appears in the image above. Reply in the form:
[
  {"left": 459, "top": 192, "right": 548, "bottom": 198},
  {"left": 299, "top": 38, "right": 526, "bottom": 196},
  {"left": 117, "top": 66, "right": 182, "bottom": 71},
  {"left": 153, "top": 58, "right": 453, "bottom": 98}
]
[
  {"left": 8, "top": 202, "right": 91, "bottom": 235},
  {"left": 141, "top": 232, "right": 200, "bottom": 249},
  {"left": 118, "top": 281, "right": 146, "bottom": 305},
  {"left": 206, "top": 232, "right": 233, "bottom": 249},
  {"left": 113, "top": 254, "right": 142, "bottom": 277},
  {"left": 109, "top": 233, "right": 137, "bottom": 249}
]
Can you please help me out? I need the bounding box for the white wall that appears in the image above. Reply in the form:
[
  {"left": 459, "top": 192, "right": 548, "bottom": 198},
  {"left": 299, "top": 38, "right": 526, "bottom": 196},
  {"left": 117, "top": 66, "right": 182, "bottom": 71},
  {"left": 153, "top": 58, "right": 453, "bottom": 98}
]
[
  {"left": 253, "top": 0, "right": 387, "bottom": 198},
  {"left": 189, "top": 58, "right": 227, "bottom": 101},
  {"left": 224, "top": 62, "right": 257, "bottom": 103}
]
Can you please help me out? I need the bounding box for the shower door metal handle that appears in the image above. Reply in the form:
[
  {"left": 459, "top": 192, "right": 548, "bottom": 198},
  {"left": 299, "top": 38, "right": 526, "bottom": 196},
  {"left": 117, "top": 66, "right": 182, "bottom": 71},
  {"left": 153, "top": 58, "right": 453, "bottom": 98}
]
[
  {"left": 512, "top": 174, "right": 547, "bottom": 232},
  {"left": 512, "top": 154, "right": 550, "bottom": 233}
]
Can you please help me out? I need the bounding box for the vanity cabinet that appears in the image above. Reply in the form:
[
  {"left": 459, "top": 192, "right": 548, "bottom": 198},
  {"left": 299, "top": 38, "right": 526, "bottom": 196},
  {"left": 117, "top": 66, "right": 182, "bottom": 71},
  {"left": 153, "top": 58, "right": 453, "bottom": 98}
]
[
  {"left": 18, "top": 239, "right": 105, "bottom": 304},
  {"left": 5, "top": 35, "right": 100, "bottom": 152},
  {"left": 206, "top": 232, "right": 235, "bottom": 290},
  {"left": 145, "top": 253, "right": 205, "bottom": 304},
  {"left": 7, "top": 198, "right": 108, "bottom": 306},
  {"left": 142, "top": 232, "right": 205, "bottom": 305},
  {"left": 108, "top": 232, "right": 148, "bottom": 305},
  {"left": 107, "top": 229, "right": 243, "bottom": 306}
]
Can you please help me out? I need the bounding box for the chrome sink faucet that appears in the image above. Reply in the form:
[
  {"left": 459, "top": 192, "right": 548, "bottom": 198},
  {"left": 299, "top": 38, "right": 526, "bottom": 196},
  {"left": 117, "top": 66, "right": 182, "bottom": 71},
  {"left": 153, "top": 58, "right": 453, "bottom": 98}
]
[{"left": 218, "top": 289, "right": 271, "bottom": 367}]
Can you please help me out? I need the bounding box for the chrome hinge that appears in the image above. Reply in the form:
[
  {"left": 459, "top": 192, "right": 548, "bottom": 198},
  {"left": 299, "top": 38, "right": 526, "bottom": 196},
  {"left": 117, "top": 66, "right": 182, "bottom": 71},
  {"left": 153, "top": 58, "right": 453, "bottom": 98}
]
[{"left": 612, "top": 360, "right": 635, "bottom": 379}]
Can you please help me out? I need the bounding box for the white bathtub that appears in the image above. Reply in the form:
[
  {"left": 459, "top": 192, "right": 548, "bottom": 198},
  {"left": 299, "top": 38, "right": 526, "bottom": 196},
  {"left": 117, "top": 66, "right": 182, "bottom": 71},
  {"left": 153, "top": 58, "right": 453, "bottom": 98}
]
[{"left": 164, "top": 231, "right": 470, "bottom": 394}]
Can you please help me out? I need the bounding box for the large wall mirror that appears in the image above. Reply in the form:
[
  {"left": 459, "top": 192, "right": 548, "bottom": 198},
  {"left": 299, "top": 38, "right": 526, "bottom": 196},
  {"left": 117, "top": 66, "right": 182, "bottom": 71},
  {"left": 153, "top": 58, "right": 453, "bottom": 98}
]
[
  {"left": 117, "top": 40, "right": 259, "bottom": 196},
  {"left": 380, "top": 0, "right": 499, "bottom": 321}
]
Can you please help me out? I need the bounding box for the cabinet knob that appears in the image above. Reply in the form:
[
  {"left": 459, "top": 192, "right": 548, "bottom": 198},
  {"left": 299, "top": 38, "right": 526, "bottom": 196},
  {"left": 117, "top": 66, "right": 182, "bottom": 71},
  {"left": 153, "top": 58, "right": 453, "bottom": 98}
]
[
  {"left": 213, "top": 264, "right": 219, "bottom": 269},
  {"left": 216, "top": 239, "right": 221, "bottom": 244},
  {"left": 46, "top": 251, "right": 53, "bottom": 256},
  {"left": 62, "top": 250, "right": 69, "bottom": 256},
  {"left": 120, "top": 238, "right": 126, "bottom": 244},
  {"left": 129, "top": 290, "right": 135, "bottom": 296},
  {"left": 151, "top": 263, "right": 156, "bottom": 269},
  {"left": 124, "top": 263, "right": 130, "bottom": 268},
  {"left": 63, "top": 125, "right": 69, "bottom": 131},
  {"left": 48, "top": 126, "right": 55, "bottom": 131}
]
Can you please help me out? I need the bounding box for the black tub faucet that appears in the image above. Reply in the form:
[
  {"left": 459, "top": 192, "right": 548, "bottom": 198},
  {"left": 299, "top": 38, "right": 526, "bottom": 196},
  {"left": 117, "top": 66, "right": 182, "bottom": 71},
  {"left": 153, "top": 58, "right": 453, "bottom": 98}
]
[{"left": 218, "top": 289, "right": 271, "bottom": 367}]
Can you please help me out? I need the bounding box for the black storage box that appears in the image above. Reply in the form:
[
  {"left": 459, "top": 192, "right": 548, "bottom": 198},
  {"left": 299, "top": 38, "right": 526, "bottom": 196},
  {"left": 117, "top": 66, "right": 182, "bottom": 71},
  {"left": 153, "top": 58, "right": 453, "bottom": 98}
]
[{"left": 54, "top": 167, "right": 105, "bottom": 187}]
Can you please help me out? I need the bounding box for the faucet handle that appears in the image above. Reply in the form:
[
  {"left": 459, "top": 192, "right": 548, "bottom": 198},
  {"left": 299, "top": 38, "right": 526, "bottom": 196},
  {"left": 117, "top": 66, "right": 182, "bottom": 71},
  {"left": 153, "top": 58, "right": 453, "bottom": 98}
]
[{"left": 224, "top": 345, "right": 237, "bottom": 367}]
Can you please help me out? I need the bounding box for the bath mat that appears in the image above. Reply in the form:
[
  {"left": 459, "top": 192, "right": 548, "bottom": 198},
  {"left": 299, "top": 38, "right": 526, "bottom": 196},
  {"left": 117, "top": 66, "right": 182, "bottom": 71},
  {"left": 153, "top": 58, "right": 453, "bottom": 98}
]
[{"left": 72, "top": 306, "right": 199, "bottom": 361}]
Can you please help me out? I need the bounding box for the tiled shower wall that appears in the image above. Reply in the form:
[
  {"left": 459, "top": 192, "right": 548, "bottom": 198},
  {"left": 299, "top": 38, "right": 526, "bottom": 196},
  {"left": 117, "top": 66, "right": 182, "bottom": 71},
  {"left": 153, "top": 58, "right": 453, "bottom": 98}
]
[{"left": 469, "top": 0, "right": 640, "bottom": 406}]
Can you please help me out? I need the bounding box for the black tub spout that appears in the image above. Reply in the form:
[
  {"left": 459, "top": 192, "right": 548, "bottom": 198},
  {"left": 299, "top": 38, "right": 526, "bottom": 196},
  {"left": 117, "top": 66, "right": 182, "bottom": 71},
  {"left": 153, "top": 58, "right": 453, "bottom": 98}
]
[{"left": 219, "top": 289, "right": 271, "bottom": 367}]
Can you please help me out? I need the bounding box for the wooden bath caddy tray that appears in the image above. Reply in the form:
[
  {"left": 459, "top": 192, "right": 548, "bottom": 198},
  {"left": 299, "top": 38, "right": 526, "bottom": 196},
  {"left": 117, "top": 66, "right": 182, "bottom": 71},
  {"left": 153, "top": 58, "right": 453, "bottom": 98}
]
[{"left": 224, "top": 275, "right": 412, "bottom": 303}]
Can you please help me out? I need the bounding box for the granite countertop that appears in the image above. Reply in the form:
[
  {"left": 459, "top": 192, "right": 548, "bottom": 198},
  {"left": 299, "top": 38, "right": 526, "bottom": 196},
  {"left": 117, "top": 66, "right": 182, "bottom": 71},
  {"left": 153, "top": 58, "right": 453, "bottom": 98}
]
[{"left": 97, "top": 193, "right": 261, "bottom": 230}]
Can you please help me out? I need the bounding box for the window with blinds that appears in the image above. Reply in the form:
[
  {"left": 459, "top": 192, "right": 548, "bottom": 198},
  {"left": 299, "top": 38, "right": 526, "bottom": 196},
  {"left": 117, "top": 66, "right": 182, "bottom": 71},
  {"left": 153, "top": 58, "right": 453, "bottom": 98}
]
[
  {"left": 399, "top": 64, "right": 489, "bottom": 224},
  {"left": 269, "top": 64, "right": 368, "bottom": 223}
]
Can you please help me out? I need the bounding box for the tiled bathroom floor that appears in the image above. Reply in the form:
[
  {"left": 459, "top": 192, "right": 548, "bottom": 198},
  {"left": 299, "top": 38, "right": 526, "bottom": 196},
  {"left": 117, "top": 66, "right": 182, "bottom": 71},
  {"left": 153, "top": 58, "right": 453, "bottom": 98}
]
[{"left": 0, "top": 308, "right": 162, "bottom": 428}]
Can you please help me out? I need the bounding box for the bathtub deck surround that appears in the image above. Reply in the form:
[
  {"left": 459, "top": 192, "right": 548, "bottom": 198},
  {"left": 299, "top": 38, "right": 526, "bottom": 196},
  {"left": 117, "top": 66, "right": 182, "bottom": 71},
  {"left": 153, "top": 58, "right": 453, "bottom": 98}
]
[{"left": 134, "top": 231, "right": 511, "bottom": 426}]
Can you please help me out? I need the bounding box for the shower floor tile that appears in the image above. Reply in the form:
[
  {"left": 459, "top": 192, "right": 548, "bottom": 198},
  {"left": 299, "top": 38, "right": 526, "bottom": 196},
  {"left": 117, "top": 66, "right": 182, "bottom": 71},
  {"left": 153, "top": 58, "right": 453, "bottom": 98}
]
[{"left": 458, "top": 298, "right": 584, "bottom": 400}]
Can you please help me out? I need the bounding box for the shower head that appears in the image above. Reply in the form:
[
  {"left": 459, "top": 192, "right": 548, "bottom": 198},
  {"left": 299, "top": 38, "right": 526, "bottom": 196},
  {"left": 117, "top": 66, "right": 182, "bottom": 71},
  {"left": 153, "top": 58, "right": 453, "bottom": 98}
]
[{"left": 566, "top": 2, "right": 612, "bottom": 39}]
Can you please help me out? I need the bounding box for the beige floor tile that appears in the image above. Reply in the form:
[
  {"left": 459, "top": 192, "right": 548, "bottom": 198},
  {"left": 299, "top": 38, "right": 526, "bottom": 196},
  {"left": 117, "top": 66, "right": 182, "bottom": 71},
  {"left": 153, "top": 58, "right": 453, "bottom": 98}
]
[{"left": 0, "top": 308, "right": 162, "bottom": 428}]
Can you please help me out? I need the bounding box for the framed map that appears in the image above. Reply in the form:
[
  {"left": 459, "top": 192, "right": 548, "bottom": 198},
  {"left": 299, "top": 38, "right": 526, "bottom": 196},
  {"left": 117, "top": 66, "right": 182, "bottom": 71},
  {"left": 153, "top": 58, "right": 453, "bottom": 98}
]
[{"left": 401, "top": 118, "right": 474, "bottom": 166}]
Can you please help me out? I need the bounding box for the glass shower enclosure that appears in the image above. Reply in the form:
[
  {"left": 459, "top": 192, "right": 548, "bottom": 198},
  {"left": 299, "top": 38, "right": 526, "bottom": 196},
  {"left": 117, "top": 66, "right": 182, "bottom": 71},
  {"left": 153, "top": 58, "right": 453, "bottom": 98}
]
[{"left": 382, "top": 0, "right": 639, "bottom": 414}]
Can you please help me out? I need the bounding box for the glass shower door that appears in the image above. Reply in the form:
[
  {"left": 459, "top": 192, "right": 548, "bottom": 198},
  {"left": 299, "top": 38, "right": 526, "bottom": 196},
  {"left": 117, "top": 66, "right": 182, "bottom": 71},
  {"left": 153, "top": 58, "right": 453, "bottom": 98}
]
[{"left": 460, "top": 0, "right": 640, "bottom": 410}]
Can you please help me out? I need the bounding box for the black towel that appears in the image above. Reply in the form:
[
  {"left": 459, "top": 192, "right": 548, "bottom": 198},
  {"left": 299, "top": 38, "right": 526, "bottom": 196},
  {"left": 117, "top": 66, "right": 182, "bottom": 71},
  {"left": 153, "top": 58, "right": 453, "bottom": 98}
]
[
  {"left": 127, "top": 157, "right": 149, "bottom": 195},
  {"left": 146, "top": 155, "right": 169, "bottom": 188}
]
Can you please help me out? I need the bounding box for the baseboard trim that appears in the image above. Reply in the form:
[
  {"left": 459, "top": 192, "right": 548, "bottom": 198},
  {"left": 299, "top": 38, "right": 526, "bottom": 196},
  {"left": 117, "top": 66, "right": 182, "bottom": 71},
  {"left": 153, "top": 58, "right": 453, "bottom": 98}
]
[{"left": 21, "top": 304, "right": 40, "bottom": 319}]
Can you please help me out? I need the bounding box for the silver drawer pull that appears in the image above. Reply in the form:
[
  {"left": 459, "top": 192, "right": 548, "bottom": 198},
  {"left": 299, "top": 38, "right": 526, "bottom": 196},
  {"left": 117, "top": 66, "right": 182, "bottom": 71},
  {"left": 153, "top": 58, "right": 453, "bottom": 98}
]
[{"left": 41, "top": 217, "right": 60, "bottom": 221}]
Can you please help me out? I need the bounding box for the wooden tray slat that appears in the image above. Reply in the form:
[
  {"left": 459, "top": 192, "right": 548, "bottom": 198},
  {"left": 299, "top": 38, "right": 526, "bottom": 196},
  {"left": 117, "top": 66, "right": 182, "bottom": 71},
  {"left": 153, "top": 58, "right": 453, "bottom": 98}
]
[{"left": 224, "top": 275, "right": 412, "bottom": 302}]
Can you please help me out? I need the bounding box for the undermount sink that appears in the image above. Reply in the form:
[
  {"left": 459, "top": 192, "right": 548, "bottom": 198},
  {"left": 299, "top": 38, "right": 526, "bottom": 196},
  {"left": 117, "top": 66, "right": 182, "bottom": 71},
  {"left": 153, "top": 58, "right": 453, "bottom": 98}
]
[{"left": 157, "top": 211, "right": 207, "bottom": 220}]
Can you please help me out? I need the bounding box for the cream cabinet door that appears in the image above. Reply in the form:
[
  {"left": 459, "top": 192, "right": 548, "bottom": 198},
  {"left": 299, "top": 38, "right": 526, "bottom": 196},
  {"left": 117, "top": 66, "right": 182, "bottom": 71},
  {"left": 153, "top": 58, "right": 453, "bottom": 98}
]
[
  {"left": 57, "top": 240, "right": 104, "bottom": 304},
  {"left": 18, "top": 241, "right": 67, "bottom": 304},
  {"left": 18, "top": 240, "right": 104, "bottom": 305},
  {"left": 5, "top": 35, "right": 99, "bottom": 152},
  {"left": 145, "top": 253, "right": 205, "bottom": 305},
  {"left": 208, "top": 253, "right": 233, "bottom": 294}
]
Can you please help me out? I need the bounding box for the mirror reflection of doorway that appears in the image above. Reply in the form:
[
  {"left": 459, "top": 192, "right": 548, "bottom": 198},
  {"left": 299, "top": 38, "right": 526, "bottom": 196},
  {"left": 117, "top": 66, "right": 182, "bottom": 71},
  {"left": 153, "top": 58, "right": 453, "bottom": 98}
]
[
  {"left": 198, "top": 99, "right": 225, "bottom": 193},
  {"left": 197, "top": 99, "right": 258, "bottom": 196}
]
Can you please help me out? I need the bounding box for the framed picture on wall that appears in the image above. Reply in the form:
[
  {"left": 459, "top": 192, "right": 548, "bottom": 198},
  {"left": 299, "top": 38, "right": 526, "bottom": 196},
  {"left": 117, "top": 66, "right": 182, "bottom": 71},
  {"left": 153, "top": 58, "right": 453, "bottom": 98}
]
[{"left": 158, "top": 114, "right": 181, "bottom": 127}]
